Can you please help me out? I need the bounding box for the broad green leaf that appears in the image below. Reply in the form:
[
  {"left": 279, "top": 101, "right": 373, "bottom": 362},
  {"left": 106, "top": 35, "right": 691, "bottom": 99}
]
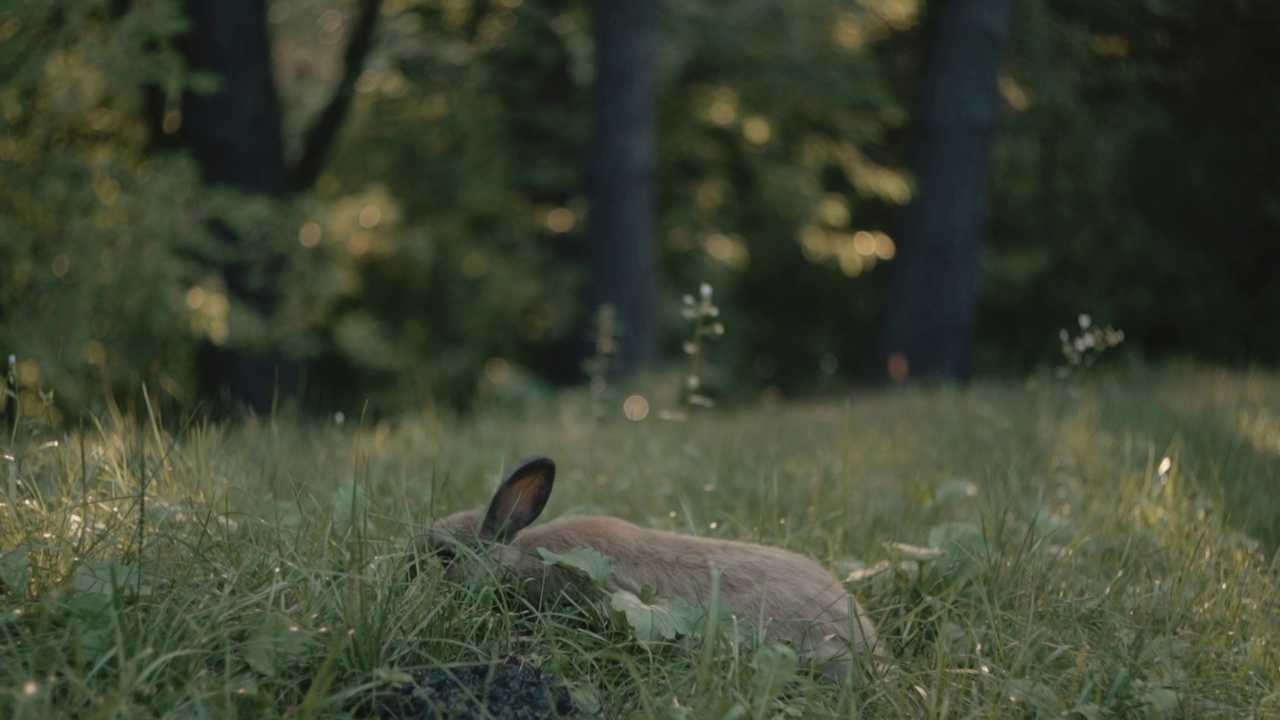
[
  {"left": 272, "top": 501, "right": 304, "bottom": 529},
  {"left": 750, "top": 644, "right": 799, "bottom": 709},
  {"left": 72, "top": 560, "right": 140, "bottom": 601},
  {"left": 566, "top": 683, "right": 602, "bottom": 717},
  {"left": 1140, "top": 636, "right": 1188, "bottom": 668},
  {"left": 1034, "top": 508, "right": 1076, "bottom": 544},
  {"left": 61, "top": 590, "right": 113, "bottom": 621},
  {"left": 1067, "top": 702, "right": 1103, "bottom": 720},
  {"left": 927, "top": 521, "right": 984, "bottom": 551},
  {"left": 927, "top": 522, "right": 985, "bottom": 584},
  {"left": 538, "top": 547, "right": 615, "bottom": 586},
  {"left": 609, "top": 589, "right": 700, "bottom": 644},
  {"left": 0, "top": 547, "right": 30, "bottom": 596},
  {"left": 372, "top": 667, "right": 415, "bottom": 685},
  {"left": 246, "top": 611, "right": 312, "bottom": 678},
  {"left": 58, "top": 590, "right": 116, "bottom": 657},
  {"left": 1007, "top": 678, "right": 1061, "bottom": 713},
  {"left": 933, "top": 478, "right": 979, "bottom": 506},
  {"left": 1140, "top": 687, "right": 1180, "bottom": 720}
]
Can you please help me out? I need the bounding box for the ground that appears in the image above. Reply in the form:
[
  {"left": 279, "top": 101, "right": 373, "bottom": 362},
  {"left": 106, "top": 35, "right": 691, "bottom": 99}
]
[{"left": 1, "top": 364, "right": 1278, "bottom": 717}]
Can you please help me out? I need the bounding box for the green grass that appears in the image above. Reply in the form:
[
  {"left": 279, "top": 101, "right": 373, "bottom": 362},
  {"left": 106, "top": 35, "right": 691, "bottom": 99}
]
[{"left": 2, "top": 364, "right": 1279, "bottom": 718}]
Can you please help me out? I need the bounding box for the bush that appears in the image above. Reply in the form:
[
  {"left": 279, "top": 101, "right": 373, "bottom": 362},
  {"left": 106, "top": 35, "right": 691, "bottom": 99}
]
[{"left": 0, "top": 1, "right": 214, "bottom": 418}]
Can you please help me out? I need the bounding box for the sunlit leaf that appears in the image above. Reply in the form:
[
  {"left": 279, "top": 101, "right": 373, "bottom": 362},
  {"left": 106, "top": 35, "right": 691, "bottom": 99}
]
[
  {"left": 72, "top": 559, "right": 140, "bottom": 601},
  {"left": 538, "top": 547, "right": 615, "bottom": 586},
  {"left": 609, "top": 589, "right": 700, "bottom": 644}
]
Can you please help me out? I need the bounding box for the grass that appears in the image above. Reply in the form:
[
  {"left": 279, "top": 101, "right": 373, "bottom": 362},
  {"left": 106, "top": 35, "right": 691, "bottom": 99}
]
[{"left": 2, "top": 363, "right": 1279, "bottom": 718}]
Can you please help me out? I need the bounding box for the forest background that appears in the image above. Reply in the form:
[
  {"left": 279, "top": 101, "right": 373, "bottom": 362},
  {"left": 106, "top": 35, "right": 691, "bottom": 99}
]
[{"left": 2, "top": 0, "right": 1277, "bottom": 421}]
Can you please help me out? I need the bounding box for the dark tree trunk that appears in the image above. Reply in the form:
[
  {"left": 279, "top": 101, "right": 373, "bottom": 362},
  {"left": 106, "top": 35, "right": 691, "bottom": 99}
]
[
  {"left": 181, "top": 0, "right": 286, "bottom": 195},
  {"left": 588, "top": 0, "right": 659, "bottom": 372},
  {"left": 877, "top": 0, "right": 1013, "bottom": 383},
  {"left": 174, "top": 0, "right": 380, "bottom": 416},
  {"left": 180, "top": 0, "right": 290, "bottom": 415}
]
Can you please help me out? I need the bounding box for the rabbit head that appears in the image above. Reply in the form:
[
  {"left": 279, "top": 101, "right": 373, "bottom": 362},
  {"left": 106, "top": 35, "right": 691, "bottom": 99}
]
[{"left": 416, "top": 456, "right": 556, "bottom": 579}]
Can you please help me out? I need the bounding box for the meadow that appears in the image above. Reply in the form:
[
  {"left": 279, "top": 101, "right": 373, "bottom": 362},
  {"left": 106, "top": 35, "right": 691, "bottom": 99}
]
[{"left": 2, "top": 364, "right": 1278, "bottom": 718}]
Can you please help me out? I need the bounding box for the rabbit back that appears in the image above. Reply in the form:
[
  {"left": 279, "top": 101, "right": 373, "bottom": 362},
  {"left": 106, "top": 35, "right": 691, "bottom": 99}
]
[{"left": 509, "top": 516, "right": 877, "bottom": 677}]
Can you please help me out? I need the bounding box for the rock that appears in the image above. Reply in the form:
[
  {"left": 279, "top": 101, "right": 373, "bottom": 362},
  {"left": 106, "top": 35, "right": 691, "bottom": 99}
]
[{"left": 379, "top": 656, "right": 576, "bottom": 720}]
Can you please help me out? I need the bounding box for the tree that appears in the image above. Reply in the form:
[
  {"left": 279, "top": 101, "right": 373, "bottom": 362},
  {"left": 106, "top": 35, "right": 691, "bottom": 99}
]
[
  {"left": 878, "top": 0, "right": 1012, "bottom": 383},
  {"left": 171, "top": 0, "right": 381, "bottom": 414},
  {"left": 588, "top": 0, "right": 660, "bottom": 372},
  {"left": 178, "top": 0, "right": 288, "bottom": 415}
]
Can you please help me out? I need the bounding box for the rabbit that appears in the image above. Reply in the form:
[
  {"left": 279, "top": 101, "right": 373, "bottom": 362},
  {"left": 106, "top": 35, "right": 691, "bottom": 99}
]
[{"left": 414, "top": 456, "right": 880, "bottom": 682}]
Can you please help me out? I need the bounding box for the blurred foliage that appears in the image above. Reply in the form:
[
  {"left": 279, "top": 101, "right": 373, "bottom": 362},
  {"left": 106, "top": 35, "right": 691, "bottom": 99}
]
[
  {"left": 1, "top": 0, "right": 1276, "bottom": 419},
  {"left": 656, "top": 0, "right": 912, "bottom": 391},
  {"left": 982, "top": 0, "right": 1280, "bottom": 372},
  {"left": 0, "top": 0, "right": 214, "bottom": 420},
  {"left": 295, "top": 0, "right": 915, "bottom": 407},
  {"left": 289, "top": 0, "right": 590, "bottom": 411}
]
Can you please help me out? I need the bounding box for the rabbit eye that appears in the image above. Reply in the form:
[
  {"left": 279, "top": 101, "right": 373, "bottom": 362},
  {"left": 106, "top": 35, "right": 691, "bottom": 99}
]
[{"left": 433, "top": 543, "right": 458, "bottom": 567}]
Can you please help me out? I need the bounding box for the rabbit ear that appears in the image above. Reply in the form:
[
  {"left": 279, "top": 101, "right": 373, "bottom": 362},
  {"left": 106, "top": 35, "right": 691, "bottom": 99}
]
[{"left": 479, "top": 456, "right": 555, "bottom": 542}]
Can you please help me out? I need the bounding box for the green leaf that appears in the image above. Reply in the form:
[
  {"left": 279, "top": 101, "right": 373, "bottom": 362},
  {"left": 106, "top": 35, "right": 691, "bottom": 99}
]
[
  {"left": 1007, "top": 678, "right": 1061, "bottom": 714},
  {"left": 1139, "top": 686, "right": 1180, "bottom": 720},
  {"left": 566, "top": 683, "right": 602, "bottom": 717},
  {"left": 0, "top": 547, "right": 30, "bottom": 597},
  {"left": 272, "top": 501, "right": 304, "bottom": 529},
  {"left": 1067, "top": 702, "right": 1104, "bottom": 720},
  {"left": 927, "top": 522, "right": 985, "bottom": 584},
  {"left": 57, "top": 590, "right": 116, "bottom": 657},
  {"left": 372, "top": 667, "right": 415, "bottom": 685},
  {"left": 538, "top": 547, "right": 615, "bottom": 586},
  {"left": 933, "top": 478, "right": 979, "bottom": 506},
  {"left": 246, "top": 612, "right": 313, "bottom": 678},
  {"left": 609, "top": 589, "right": 700, "bottom": 644},
  {"left": 750, "top": 644, "right": 799, "bottom": 710},
  {"left": 72, "top": 560, "right": 140, "bottom": 601},
  {"left": 1033, "top": 508, "right": 1076, "bottom": 544},
  {"left": 1140, "top": 636, "right": 1188, "bottom": 668}
]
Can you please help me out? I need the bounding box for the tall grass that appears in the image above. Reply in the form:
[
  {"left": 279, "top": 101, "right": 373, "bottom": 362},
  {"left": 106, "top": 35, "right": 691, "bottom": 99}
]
[{"left": 2, "top": 364, "right": 1278, "bottom": 718}]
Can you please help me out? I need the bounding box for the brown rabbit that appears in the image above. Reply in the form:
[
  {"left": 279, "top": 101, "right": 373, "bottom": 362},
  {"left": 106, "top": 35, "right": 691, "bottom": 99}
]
[{"left": 416, "top": 456, "right": 880, "bottom": 681}]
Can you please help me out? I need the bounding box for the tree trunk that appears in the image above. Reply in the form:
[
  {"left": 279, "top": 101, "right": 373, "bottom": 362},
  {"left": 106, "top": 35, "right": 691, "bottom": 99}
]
[
  {"left": 180, "top": 0, "right": 289, "bottom": 415},
  {"left": 181, "top": 0, "right": 286, "bottom": 195},
  {"left": 878, "top": 0, "right": 1013, "bottom": 383},
  {"left": 175, "top": 0, "right": 379, "bottom": 415},
  {"left": 588, "top": 0, "right": 660, "bottom": 372}
]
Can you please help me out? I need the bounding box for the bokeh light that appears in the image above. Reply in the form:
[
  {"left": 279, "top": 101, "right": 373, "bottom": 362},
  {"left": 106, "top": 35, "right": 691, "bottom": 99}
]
[
  {"left": 887, "top": 352, "right": 909, "bottom": 382},
  {"left": 545, "top": 207, "right": 575, "bottom": 233},
  {"left": 298, "top": 222, "right": 322, "bottom": 248},
  {"left": 623, "top": 394, "right": 649, "bottom": 421}
]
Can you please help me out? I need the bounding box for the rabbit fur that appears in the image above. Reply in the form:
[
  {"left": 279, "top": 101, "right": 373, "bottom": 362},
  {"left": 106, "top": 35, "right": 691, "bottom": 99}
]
[{"left": 416, "top": 456, "right": 880, "bottom": 681}]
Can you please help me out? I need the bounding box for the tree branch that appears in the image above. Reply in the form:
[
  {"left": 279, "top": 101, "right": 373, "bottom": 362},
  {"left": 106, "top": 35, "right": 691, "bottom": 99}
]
[{"left": 287, "top": 0, "right": 382, "bottom": 193}]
